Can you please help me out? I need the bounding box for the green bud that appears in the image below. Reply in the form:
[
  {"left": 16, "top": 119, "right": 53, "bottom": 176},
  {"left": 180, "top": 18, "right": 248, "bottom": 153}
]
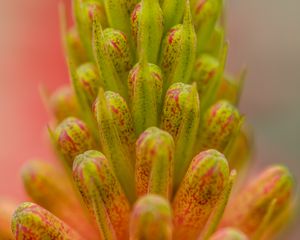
[
  {"left": 21, "top": 160, "right": 98, "bottom": 239},
  {"left": 197, "top": 100, "right": 241, "bottom": 153},
  {"left": 160, "top": 1, "right": 197, "bottom": 87},
  {"left": 95, "top": 89, "right": 135, "bottom": 203},
  {"left": 92, "top": 12, "right": 127, "bottom": 96},
  {"left": 76, "top": 62, "right": 101, "bottom": 105},
  {"left": 130, "top": 195, "right": 172, "bottom": 240},
  {"left": 74, "top": 0, "right": 108, "bottom": 59},
  {"left": 54, "top": 117, "right": 94, "bottom": 166},
  {"left": 102, "top": 28, "right": 133, "bottom": 75},
  {"left": 162, "top": 0, "right": 186, "bottom": 32},
  {"left": 105, "top": 91, "right": 136, "bottom": 158},
  {"left": 173, "top": 149, "right": 229, "bottom": 240},
  {"left": 161, "top": 83, "right": 200, "bottom": 190},
  {"left": 136, "top": 127, "right": 175, "bottom": 199},
  {"left": 73, "top": 150, "right": 130, "bottom": 240},
  {"left": 132, "top": 0, "right": 163, "bottom": 63},
  {"left": 48, "top": 85, "right": 80, "bottom": 122},
  {"left": 128, "top": 60, "right": 163, "bottom": 135},
  {"left": 12, "top": 202, "right": 83, "bottom": 240},
  {"left": 192, "top": 54, "right": 219, "bottom": 96},
  {"left": 221, "top": 165, "right": 294, "bottom": 238},
  {"left": 193, "top": 0, "right": 222, "bottom": 53}
]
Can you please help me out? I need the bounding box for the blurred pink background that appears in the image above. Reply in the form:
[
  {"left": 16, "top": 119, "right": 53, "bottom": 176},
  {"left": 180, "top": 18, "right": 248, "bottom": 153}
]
[{"left": 0, "top": 0, "right": 299, "bottom": 238}]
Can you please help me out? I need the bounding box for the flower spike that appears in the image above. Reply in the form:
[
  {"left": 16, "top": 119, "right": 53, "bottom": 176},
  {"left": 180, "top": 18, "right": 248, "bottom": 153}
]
[
  {"left": 73, "top": 150, "right": 131, "bottom": 240},
  {"left": 12, "top": 202, "right": 83, "bottom": 240},
  {"left": 172, "top": 149, "right": 229, "bottom": 240},
  {"left": 130, "top": 194, "right": 172, "bottom": 240},
  {"left": 136, "top": 127, "right": 175, "bottom": 199},
  {"left": 161, "top": 83, "right": 201, "bottom": 190}
]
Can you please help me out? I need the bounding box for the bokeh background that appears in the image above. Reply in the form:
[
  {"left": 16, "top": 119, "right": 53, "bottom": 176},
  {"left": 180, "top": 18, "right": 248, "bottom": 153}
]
[{"left": 0, "top": 0, "right": 299, "bottom": 238}]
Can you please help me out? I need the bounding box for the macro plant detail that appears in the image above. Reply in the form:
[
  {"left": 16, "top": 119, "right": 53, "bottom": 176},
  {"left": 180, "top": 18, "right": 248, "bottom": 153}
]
[{"left": 0, "top": 0, "right": 297, "bottom": 239}]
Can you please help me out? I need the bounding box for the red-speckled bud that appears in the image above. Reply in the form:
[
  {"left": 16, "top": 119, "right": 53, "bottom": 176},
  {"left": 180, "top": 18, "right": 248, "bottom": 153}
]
[
  {"left": 130, "top": 194, "right": 172, "bottom": 240},
  {"left": 74, "top": 0, "right": 107, "bottom": 59},
  {"left": 54, "top": 117, "right": 94, "bottom": 166},
  {"left": 221, "top": 165, "right": 294, "bottom": 237},
  {"left": 49, "top": 85, "right": 80, "bottom": 122},
  {"left": 160, "top": 1, "right": 196, "bottom": 87},
  {"left": 77, "top": 62, "right": 101, "bottom": 105},
  {"left": 0, "top": 198, "right": 16, "bottom": 239},
  {"left": 95, "top": 89, "right": 135, "bottom": 203},
  {"left": 131, "top": 0, "right": 163, "bottom": 63},
  {"left": 21, "top": 160, "right": 98, "bottom": 239},
  {"left": 172, "top": 149, "right": 229, "bottom": 240},
  {"left": 102, "top": 28, "right": 133, "bottom": 75},
  {"left": 66, "top": 27, "right": 88, "bottom": 66},
  {"left": 161, "top": 83, "right": 200, "bottom": 190},
  {"left": 193, "top": 0, "right": 222, "bottom": 53},
  {"left": 192, "top": 54, "right": 219, "bottom": 96},
  {"left": 198, "top": 100, "right": 241, "bottom": 153},
  {"left": 216, "top": 72, "right": 245, "bottom": 105},
  {"left": 209, "top": 228, "right": 248, "bottom": 240},
  {"left": 128, "top": 61, "right": 163, "bottom": 135},
  {"left": 73, "top": 150, "right": 130, "bottom": 240},
  {"left": 136, "top": 127, "right": 174, "bottom": 199},
  {"left": 11, "top": 202, "right": 83, "bottom": 240},
  {"left": 105, "top": 91, "right": 136, "bottom": 158},
  {"left": 128, "top": 62, "right": 163, "bottom": 106}
]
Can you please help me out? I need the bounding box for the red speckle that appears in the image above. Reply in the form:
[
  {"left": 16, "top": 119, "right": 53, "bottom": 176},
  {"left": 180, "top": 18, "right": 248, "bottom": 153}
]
[{"left": 168, "top": 28, "right": 177, "bottom": 44}]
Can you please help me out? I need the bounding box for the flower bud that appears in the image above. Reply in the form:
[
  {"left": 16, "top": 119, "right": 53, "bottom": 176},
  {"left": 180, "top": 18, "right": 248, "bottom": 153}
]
[
  {"left": 197, "top": 100, "right": 241, "bottom": 153},
  {"left": 162, "top": 0, "right": 186, "bottom": 32},
  {"left": 161, "top": 83, "right": 200, "bottom": 190},
  {"left": 21, "top": 160, "right": 97, "bottom": 239},
  {"left": 0, "top": 198, "right": 16, "bottom": 239},
  {"left": 216, "top": 72, "right": 246, "bottom": 105},
  {"left": 160, "top": 1, "right": 196, "bottom": 87},
  {"left": 66, "top": 27, "right": 88, "bottom": 66},
  {"left": 54, "top": 117, "right": 94, "bottom": 166},
  {"left": 131, "top": 0, "right": 163, "bottom": 63},
  {"left": 221, "top": 165, "right": 295, "bottom": 237},
  {"left": 12, "top": 202, "right": 83, "bottom": 240},
  {"left": 226, "top": 123, "right": 253, "bottom": 172},
  {"left": 136, "top": 127, "right": 175, "bottom": 199},
  {"left": 209, "top": 228, "right": 248, "bottom": 240},
  {"left": 193, "top": 0, "right": 222, "bottom": 53},
  {"left": 172, "top": 149, "right": 229, "bottom": 240},
  {"left": 105, "top": 91, "right": 136, "bottom": 158},
  {"left": 73, "top": 150, "right": 130, "bottom": 240},
  {"left": 130, "top": 194, "right": 172, "bottom": 240},
  {"left": 49, "top": 85, "right": 80, "bottom": 122},
  {"left": 92, "top": 13, "right": 127, "bottom": 96},
  {"left": 77, "top": 62, "right": 101, "bottom": 105},
  {"left": 102, "top": 28, "right": 133, "bottom": 75},
  {"left": 192, "top": 54, "right": 219, "bottom": 96},
  {"left": 74, "top": 0, "right": 108, "bottom": 59},
  {"left": 95, "top": 89, "right": 135, "bottom": 203},
  {"left": 128, "top": 60, "right": 163, "bottom": 135},
  {"left": 103, "top": 0, "right": 131, "bottom": 38}
]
